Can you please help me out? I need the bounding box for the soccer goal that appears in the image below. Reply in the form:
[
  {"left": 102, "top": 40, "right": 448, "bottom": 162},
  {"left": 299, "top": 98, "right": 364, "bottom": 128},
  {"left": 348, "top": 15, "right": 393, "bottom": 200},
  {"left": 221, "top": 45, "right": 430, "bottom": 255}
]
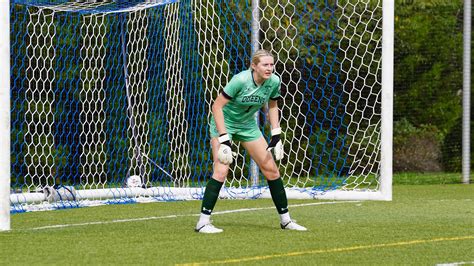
[{"left": 1, "top": 0, "right": 393, "bottom": 224}]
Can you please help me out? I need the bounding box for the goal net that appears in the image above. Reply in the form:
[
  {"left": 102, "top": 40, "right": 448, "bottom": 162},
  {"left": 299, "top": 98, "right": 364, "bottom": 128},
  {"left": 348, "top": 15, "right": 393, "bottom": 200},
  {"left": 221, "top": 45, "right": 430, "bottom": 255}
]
[{"left": 7, "top": 0, "right": 393, "bottom": 212}]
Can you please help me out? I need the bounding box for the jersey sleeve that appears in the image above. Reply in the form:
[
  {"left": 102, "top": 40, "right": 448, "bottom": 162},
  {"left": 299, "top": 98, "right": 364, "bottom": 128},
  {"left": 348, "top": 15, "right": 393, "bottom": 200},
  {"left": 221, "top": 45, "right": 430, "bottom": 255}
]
[
  {"left": 269, "top": 75, "right": 282, "bottom": 100},
  {"left": 222, "top": 75, "right": 243, "bottom": 99}
]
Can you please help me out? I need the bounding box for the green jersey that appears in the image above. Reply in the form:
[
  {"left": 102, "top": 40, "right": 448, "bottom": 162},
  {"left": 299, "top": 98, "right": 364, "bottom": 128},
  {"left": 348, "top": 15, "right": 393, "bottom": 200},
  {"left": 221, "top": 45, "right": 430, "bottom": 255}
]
[{"left": 220, "top": 69, "right": 281, "bottom": 128}]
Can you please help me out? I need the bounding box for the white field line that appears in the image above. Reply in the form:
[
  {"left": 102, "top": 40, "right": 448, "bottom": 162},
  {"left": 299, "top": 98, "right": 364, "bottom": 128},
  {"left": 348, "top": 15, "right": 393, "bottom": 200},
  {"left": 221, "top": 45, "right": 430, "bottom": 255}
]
[
  {"left": 436, "top": 261, "right": 474, "bottom": 266},
  {"left": 20, "top": 201, "right": 358, "bottom": 231}
]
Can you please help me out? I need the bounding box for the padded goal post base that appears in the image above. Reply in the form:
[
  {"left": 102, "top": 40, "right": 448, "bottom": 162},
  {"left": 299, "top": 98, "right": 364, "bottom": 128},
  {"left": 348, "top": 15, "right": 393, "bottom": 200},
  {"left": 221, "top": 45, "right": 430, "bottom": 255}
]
[{"left": 10, "top": 186, "right": 391, "bottom": 206}]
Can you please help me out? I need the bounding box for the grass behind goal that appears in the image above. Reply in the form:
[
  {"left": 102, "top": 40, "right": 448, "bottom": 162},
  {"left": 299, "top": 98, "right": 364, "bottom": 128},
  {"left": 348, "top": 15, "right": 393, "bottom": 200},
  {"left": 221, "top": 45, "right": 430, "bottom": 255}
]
[{"left": 1, "top": 182, "right": 473, "bottom": 265}]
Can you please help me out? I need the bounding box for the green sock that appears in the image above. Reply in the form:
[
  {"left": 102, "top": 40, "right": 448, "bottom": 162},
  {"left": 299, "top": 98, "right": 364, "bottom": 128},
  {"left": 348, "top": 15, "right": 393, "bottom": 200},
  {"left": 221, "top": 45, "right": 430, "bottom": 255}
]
[
  {"left": 267, "top": 178, "right": 289, "bottom": 214},
  {"left": 201, "top": 178, "right": 223, "bottom": 215}
]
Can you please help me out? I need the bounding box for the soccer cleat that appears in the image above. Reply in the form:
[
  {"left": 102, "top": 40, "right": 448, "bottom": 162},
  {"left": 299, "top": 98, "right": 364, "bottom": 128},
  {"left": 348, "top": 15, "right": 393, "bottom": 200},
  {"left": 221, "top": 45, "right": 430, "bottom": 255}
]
[
  {"left": 195, "top": 223, "right": 223, "bottom": 234},
  {"left": 280, "top": 220, "right": 307, "bottom": 231}
]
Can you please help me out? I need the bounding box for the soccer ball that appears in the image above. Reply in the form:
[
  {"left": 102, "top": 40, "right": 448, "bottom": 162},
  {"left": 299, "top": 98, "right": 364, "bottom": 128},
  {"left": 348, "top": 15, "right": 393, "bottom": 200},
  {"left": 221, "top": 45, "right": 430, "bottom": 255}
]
[{"left": 126, "top": 175, "right": 142, "bottom": 188}]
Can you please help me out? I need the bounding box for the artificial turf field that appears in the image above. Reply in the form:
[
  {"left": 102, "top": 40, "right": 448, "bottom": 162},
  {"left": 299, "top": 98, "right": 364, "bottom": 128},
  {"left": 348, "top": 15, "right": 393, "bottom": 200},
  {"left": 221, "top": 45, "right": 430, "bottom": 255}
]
[{"left": 1, "top": 184, "right": 473, "bottom": 265}]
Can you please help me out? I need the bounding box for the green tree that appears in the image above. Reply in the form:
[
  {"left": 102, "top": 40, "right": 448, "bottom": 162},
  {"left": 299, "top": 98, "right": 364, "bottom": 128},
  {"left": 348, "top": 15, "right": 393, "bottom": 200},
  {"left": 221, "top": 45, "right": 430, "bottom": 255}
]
[{"left": 394, "top": 0, "right": 463, "bottom": 135}]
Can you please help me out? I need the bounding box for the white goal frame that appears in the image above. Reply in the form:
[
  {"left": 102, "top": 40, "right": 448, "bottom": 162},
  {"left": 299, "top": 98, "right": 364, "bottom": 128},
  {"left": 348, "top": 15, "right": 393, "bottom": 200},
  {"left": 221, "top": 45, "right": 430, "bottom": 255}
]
[
  {"left": 0, "top": 0, "right": 393, "bottom": 231},
  {"left": 1, "top": 0, "right": 11, "bottom": 231}
]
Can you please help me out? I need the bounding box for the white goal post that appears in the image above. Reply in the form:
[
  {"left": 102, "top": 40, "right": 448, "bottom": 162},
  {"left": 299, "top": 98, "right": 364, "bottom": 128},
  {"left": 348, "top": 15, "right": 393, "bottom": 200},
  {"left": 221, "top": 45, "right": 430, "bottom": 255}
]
[
  {"left": 1, "top": 0, "right": 393, "bottom": 227},
  {"left": 381, "top": 0, "right": 394, "bottom": 201},
  {"left": 1, "top": 0, "right": 11, "bottom": 231}
]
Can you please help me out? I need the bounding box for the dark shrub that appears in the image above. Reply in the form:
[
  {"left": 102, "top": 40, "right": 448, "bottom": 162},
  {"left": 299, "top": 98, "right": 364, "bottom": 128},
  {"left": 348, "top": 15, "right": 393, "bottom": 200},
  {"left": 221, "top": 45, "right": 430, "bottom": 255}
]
[{"left": 394, "top": 119, "right": 442, "bottom": 172}]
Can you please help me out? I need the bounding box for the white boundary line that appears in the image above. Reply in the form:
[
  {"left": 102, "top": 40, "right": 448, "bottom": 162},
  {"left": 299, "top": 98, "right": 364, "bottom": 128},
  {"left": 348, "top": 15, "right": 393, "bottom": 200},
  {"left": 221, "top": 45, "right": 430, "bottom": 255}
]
[
  {"left": 20, "top": 201, "right": 358, "bottom": 231},
  {"left": 436, "top": 262, "right": 474, "bottom": 266}
]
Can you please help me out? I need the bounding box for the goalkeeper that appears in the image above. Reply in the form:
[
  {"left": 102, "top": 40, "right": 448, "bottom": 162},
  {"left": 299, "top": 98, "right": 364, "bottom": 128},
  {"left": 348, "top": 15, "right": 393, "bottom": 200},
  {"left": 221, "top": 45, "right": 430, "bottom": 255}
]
[{"left": 195, "top": 49, "right": 307, "bottom": 233}]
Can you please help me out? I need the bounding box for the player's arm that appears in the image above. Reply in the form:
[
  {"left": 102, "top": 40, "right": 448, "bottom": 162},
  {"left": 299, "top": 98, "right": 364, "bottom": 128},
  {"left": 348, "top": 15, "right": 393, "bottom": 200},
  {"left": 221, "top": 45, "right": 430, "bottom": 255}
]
[
  {"left": 212, "top": 93, "right": 230, "bottom": 135},
  {"left": 266, "top": 99, "right": 284, "bottom": 160},
  {"left": 267, "top": 99, "right": 280, "bottom": 130},
  {"left": 212, "top": 93, "right": 235, "bottom": 165}
]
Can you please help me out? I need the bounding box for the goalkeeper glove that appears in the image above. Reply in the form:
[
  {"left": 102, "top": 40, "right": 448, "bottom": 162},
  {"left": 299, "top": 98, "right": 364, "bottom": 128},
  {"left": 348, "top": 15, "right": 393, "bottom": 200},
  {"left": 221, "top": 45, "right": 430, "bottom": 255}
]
[
  {"left": 217, "top": 133, "right": 235, "bottom": 165},
  {"left": 266, "top": 128, "right": 284, "bottom": 161}
]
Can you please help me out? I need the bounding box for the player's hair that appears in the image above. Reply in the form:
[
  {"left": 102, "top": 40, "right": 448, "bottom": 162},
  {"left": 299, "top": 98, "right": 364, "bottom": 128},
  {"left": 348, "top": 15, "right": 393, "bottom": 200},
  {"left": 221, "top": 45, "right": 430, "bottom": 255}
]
[{"left": 251, "top": 49, "right": 274, "bottom": 66}]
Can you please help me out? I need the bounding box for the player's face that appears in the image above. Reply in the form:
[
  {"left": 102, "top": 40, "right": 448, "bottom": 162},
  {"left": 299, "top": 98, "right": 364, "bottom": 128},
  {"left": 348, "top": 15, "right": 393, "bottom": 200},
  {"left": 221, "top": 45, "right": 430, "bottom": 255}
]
[{"left": 252, "top": 56, "right": 274, "bottom": 82}]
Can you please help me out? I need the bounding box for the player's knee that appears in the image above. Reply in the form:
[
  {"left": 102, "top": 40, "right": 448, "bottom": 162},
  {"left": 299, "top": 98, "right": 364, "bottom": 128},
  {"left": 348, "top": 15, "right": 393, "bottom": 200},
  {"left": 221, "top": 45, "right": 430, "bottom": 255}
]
[
  {"left": 262, "top": 164, "right": 280, "bottom": 180},
  {"left": 212, "top": 162, "right": 229, "bottom": 182},
  {"left": 266, "top": 170, "right": 280, "bottom": 180}
]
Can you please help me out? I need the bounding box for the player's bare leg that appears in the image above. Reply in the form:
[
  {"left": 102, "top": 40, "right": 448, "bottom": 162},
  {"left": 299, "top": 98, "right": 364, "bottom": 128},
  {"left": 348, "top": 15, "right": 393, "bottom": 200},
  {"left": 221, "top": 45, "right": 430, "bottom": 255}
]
[{"left": 195, "top": 138, "right": 227, "bottom": 233}]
